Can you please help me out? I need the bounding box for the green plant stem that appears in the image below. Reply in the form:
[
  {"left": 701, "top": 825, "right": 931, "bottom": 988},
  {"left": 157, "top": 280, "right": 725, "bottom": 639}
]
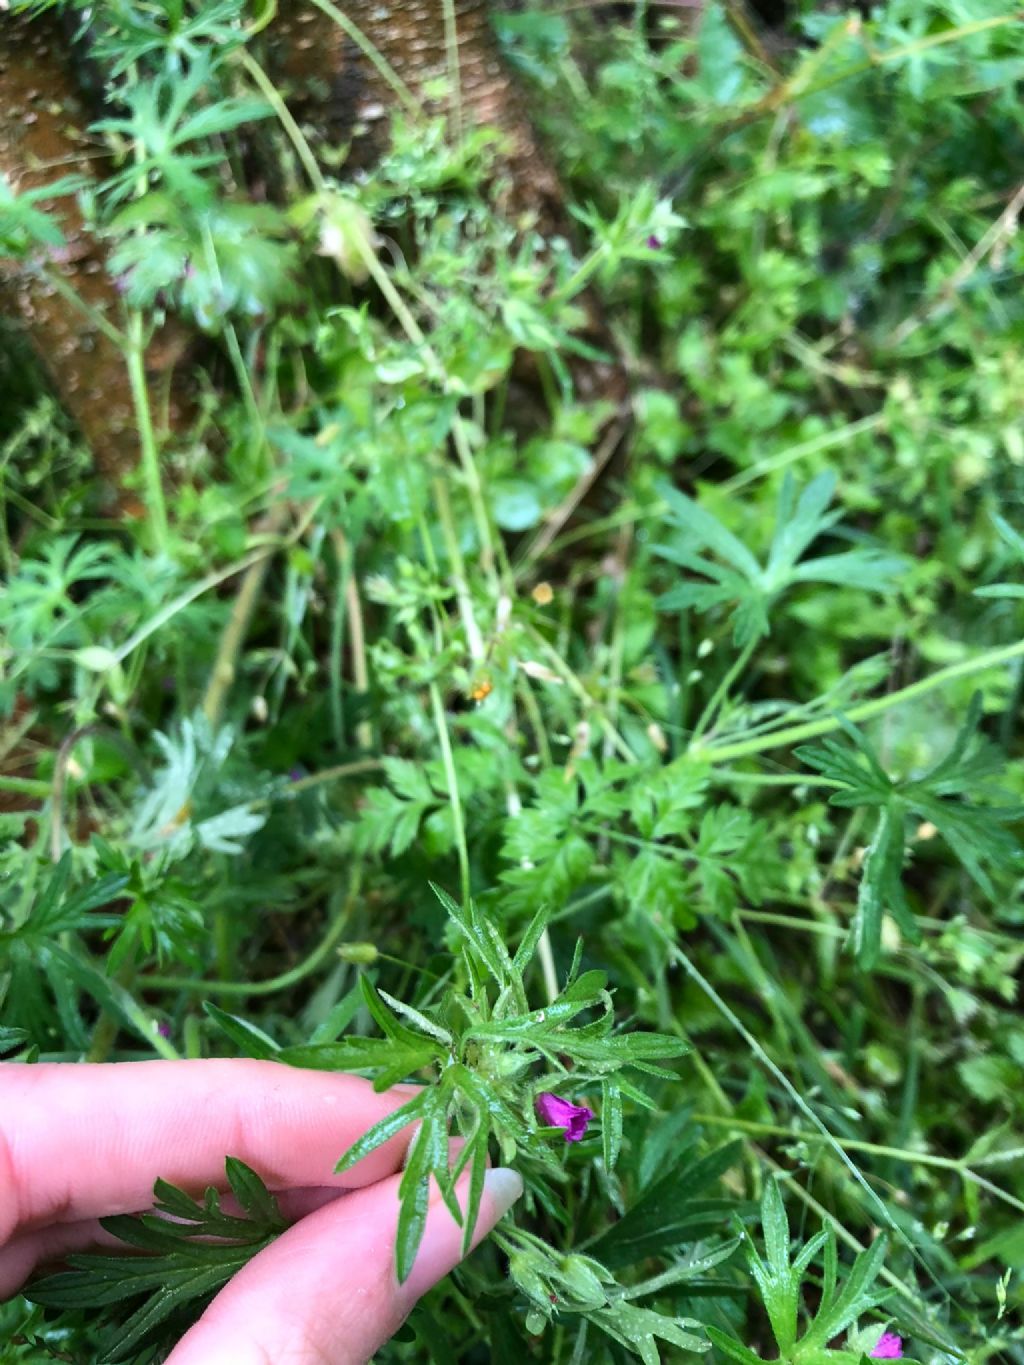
[
  {"left": 691, "top": 1114, "right": 1024, "bottom": 1217},
  {"left": 720, "top": 412, "right": 886, "bottom": 495},
  {"left": 689, "top": 636, "right": 757, "bottom": 745},
  {"left": 0, "top": 776, "right": 51, "bottom": 797},
  {"left": 328, "top": 529, "right": 373, "bottom": 750},
  {"left": 433, "top": 476, "right": 486, "bottom": 663},
  {"left": 237, "top": 49, "right": 325, "bottom": 192},
  {"left": 737, "top": 910, "right": 846, "bottom": 938},
  {"left": 305, "top": 0, "right": 421, "bottom": 117},
  {"left": 110, "top": 541, "right": 282, "bottom": 667},
  {"left": 353, "top": 233, "right": 503, "bottom": 604},
  {"left": 272, "top": 758, "right": 383, "bottom": 800},
  {"left": 698, "top": 638, "right": 1024, "bottom": 763},
  {"left": 38, "top": 266, "right": 127, "bottom": 348},
  {"left": 757, "top": 1147, "right": 956, "bottom": 1340},
  {"left": 441, "top": 0, "right": 464, "bottom": 144},
  {"left": 660, "top": 932, "right": 943, "bottom": 1289},
  {"left": 430, "top": 678, "right": 472, "bottom": 906},
  {"left": 125, "top": 312, "right": 169, "bottom": 555},
  {"left": 522, "top": 626, "right": 636, "bottom": 761},
  {"left": 202, "top": 504, "right": 289, "bottom": 730},
  {"left": 143, "top": 866, "right": 363, "bottom": 997},
  {"left": 713, "top": 768, "right": 843, "bottom": 788},
  {"left": 540, "top": 415, "right": 888, "bottom": 566},
  {"left": 550, "top": 242, "right": 610, "bottom": 305},
  {"left": 86, "top": 947, "right": 181, "bottom": 1063}
]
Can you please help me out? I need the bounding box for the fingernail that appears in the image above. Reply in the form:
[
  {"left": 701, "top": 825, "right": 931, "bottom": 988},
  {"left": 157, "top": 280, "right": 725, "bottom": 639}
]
[{"left": 483, "top": 1167, "right": 523, "bottom": 1217}]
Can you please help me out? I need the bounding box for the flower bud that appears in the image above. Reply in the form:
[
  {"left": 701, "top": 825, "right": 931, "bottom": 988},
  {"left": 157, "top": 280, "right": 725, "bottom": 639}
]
[{"left": 337, "top": 942, "right": 379, "bottom": 964}]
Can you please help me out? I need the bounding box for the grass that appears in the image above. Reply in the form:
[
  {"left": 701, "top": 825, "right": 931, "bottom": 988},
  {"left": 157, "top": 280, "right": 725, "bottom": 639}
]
[{"left": 2, "top": 0, "right": 1024, "bottom": 1361}]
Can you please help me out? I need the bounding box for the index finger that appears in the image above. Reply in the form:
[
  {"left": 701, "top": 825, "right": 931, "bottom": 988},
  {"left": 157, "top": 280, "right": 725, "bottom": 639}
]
[{"left": 0, "top": 1059, "right": 416, "bottom": 1245}]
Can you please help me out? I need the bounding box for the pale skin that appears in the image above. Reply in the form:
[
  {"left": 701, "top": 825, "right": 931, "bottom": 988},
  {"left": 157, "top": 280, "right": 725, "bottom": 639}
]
[{"left": 0, "top": 1059, "right": 523, "bottom": 1363}]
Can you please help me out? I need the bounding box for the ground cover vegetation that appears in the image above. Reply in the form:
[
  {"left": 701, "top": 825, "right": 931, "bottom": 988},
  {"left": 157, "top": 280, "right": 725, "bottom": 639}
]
[{"left": 2, "top": 0, "right": 1024, "bottom": 1360}]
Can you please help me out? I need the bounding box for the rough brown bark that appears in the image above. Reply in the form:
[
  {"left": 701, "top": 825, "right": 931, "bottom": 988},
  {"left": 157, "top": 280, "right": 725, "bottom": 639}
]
[
  {"left": 0, "top": 11, "right": 186, "bottom": 498},
  {"left": 273, "top": 0, "right": 565, "bottom": 230},
  {"left": 274, "top": 1, "right": 626, "bottom": 404}
]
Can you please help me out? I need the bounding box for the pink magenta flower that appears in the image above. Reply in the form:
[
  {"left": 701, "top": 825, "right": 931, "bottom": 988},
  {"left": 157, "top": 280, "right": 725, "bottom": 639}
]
[
  {"left": 535, "top": 1092, "right": 594, "bottom": 1142},
  {"left": 871, "top": 1332, "right": 903, "bottom": 1359}
]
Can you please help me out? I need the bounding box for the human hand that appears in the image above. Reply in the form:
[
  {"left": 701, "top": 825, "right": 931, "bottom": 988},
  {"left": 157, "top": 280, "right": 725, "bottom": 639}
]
[{"left": 0, "top": 1059, "right": 523, "bottom": 1363}]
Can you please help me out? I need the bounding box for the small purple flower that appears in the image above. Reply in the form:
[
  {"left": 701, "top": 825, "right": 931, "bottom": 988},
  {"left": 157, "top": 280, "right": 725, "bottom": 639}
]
[
  {"left": 156, "top": 1021, "right": 171, "bottom": 1039},
  {"left": 288, "top": 766, "right": 304, "bottom": 782},
  {"left": 646, "top": 234, "right": 662, "bottom": 249},
  {"left": 871, "top": 1332, "right": 903, "bottom": 1359},
  {"left": 535, "top": 1091, "right": 594, "bottom": 1143}
]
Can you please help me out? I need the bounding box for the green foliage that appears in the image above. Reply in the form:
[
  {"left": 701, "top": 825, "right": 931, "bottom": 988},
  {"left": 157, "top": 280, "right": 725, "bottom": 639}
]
[
  {"left": 656, "top": 473, "right": 906, "bottom": 645},
  {"left": 708, "top": 1180, "right": 891, "bottom": 1365},
  {"left": 0, "top": 173, "right": 86, "bottom": 256},
  {"left": 288, "top": 884, "right": 689, "bottom": 1286},
  {"left": 24, "top": 1158, "right": 288, "bottom": 1363},
  {"left": 798, "top": 695, "right": 1022, "bottom": 966},
  {"left": 4, "top": 0, "right": 1024, "bottom": 1360}
]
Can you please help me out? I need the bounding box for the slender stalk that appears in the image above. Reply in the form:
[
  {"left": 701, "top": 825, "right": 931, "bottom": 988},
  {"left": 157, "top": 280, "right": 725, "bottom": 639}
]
[
  {"left": 353, "top": 233, "right": 503, "bottom": 603},
  {"left": 144, "top": 866, "right": 363, "bottom": 997},
  {"left": 737, "top": 910, "right": 846, "bottom": 937},
  {"left": 305, "top": 0, "right": 422, "bottom": 117},
  {"left": 112, "top": 542, "right": 284, "bottom": 667},
  {"left": 712, "top": 768, "right": 843, "bottom": 788},
  {"left": 236, "top": 49, "right": 325, "bottom": 192},
  {"left": 699, "top": 638, "right": 1024, "bottom": 763},
  {"left": 689, "top": 1116, "right": 1024, "bottom": 1216},
  {"left": 720, "top": 412, "right": 885, "bottom": 496},
  {"left": 241, "top": 759, "right": 384, "bottom": 815},
  {"left": 689, "top": 635, "right": 757, "bottom": 746},
  {"left": 537, "top": 929, "right": 559, "bottom": 1006},
  {"left": 329, "top": 530, "right": 372, "bottom": 749},
  {"left": 125, "top": 312, "right": 169, "bottom": 555},
  {"left": 202, "top": 505, "right": 289, "bottom": 729},
  {"left": 0, "top": 776, "right": 51, "bottom": 797},
  {"left": 661, "top": 933, "right": 939, "bottom": 1271},
  {"left": 430, "top": 679, "right": 472, "bottom": 906},
  {"left": 38, "top": 266, "right": 127, "bottom": 349},
  {"left": 523, "top": 626, "right": 636, "bottom": 761},
  {"left": 441, "top": 0, "right": 464, "bottom": 144},
  {"left": 433, "top": 476, "right": 486, "bottom": 663},
  {"left": 86, "top": 947, "right": 181, "bottom": 1063}
]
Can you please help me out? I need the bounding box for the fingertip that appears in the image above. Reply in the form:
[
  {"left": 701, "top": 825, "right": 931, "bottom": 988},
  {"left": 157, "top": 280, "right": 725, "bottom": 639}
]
[{"left": 481, "top": 1167, "right": 523, "bottom": 1219}]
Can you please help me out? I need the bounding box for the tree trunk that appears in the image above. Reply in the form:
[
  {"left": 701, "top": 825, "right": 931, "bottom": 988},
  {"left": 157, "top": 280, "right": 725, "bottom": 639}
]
[
  {"left": 1, "top": 1, "right": 616, "bottom": 492},
  {"left": 273, "top": 0, "right": 565, "bottom": 230},
  {"left": 0, "top": 11, "right": 187, "bottom": 502}
]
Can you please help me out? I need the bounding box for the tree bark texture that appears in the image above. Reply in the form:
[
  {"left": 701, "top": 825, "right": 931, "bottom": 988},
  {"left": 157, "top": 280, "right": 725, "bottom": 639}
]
[
  {"left": 0, "top": 11, "right": 186, "bottom": 498},
  {"left": 273, "top": 0, "right": 565, "bottom": 230},
  {"left": 0, "top": 1, "right": 615, "bottom": 488}
]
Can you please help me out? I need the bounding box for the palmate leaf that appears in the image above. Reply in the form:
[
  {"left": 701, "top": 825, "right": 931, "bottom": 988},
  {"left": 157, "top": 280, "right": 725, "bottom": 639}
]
[
  {"left": 655, "top": 473, "right": 905, "bottom": 643},
  {"left": 590, "top": 1301, "right": 709, "bottom": 1362},
  {"left": 0, "top": 172, "right": 88, "bottom": 255},
  {"left": 797, "top": 694, "right": 1022, "bottom": 967},
  {"left": 25, "top": 1160, "right": 286, "bottom": 1363}
]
